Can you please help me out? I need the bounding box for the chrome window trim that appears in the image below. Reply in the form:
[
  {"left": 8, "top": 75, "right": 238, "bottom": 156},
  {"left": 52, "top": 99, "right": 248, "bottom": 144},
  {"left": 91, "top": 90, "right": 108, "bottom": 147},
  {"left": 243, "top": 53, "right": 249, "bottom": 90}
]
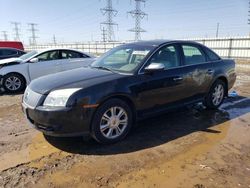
[{"left": 137, "top": 42, "right": 222, "bottom": 75}]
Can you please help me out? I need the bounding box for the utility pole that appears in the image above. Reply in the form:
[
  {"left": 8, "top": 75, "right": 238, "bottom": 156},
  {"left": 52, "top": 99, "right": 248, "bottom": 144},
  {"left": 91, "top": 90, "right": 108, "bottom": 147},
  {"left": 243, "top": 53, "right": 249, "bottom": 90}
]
[
  {"left": 248, "top": 0, "right": 250, "bottom": 35},
  {"left": 27, "top": 23, "right": 38, "bottom": 45},
  {"left": 53, "top": 34, "right": 57, "bottom": 45},
  {"left": 2, "top": 31, "right": 8, "bottom": 41},
  {"left": 101, "top": 27, "right": 107, "bottom": 42},
  {"left": 128, "top": 0, "right": 148, "bottom": 41},
  {"left": 100, "top": 0, "right": 118, "bottom": 42},
  {"left": 11, "top": 22, "right": 21, "bottom": 41},
  {"left": 216, "top": 23, "right": 220, "bottom": 38}
]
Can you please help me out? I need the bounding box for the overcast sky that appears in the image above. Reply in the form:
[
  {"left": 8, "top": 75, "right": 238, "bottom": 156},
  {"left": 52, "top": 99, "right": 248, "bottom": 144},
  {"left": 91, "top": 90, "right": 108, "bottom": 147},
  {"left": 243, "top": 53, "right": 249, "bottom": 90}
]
[{"left": 0, "top": 0, "right": 249, "bottom": 44}]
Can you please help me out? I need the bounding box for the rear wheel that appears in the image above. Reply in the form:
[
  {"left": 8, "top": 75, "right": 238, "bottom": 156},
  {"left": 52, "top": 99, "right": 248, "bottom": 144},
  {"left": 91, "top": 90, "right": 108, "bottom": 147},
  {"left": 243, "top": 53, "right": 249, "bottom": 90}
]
[
  {"left": 91, "top": 99, "right": 133, "bottom": 144},
  {"left": 204, "top": 80, "right": 226, "bottom": 109},
  {"left": 3, "top": 73, "right": 26, "bottom": 93}
]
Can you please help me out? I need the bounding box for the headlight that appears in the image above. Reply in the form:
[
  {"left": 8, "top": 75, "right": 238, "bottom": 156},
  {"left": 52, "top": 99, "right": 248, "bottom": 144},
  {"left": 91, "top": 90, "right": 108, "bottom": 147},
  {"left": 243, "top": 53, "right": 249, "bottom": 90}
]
[{"left": 43, "top": 88, "right": 81, "bottom": 107}]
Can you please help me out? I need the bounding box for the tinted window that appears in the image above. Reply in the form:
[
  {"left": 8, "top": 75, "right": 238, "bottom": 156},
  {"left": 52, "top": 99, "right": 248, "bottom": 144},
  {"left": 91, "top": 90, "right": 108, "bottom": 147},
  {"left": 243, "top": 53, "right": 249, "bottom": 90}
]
[
  {"left": 148, "top": 45, "right": 179, "bottom": 69},
  {"left": 61, "top": 50, "right": 84, "bottom": 59},
  {"left": 182, "top": 45, "right": 206, "bottom": 65},
  {"left": 204, "top": 48, "right": 220, "bottom": 61},
  {"left": 0, "top": 49, "right": 18, "bottom": 56},
  {"left": 36, "top": 51, "right": 59, "bottom": 62}
]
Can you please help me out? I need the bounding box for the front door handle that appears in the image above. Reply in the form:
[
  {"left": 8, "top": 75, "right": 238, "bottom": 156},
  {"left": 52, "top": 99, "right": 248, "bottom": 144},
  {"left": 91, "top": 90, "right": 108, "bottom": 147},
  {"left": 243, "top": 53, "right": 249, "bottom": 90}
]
[
  {"left": 173, "top": 77, "right": 183, "bottom": 81},
  {"left": 207, "top": 69, "right": 214, "bottom": 74}
]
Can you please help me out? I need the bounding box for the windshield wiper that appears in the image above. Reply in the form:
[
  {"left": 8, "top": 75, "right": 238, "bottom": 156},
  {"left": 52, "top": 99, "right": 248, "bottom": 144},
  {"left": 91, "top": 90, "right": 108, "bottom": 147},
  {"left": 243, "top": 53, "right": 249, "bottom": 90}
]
[{"left": 91, "top": 66, "right": 114, "bottom": 72}]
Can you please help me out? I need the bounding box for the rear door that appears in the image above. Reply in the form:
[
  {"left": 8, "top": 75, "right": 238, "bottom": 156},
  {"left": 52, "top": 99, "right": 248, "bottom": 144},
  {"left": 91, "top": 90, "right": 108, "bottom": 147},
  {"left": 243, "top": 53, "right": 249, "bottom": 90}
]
[
  {"left": 180, "top": 43, "right": 214, "bottom": 99},
  {"left": 59, "top": 50, "right": 93, "bottom": 71},
  {"left": 28, "top": 50, "right": 61, "bottom": 80}
]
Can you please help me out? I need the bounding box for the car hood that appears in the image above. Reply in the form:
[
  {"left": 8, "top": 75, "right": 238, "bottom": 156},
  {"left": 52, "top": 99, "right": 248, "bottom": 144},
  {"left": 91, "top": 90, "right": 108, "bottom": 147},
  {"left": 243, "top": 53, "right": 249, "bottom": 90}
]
[
  {"left": 0, "top": 58, "right": 23, "bottom": 65},
  {"left": 29, "top": 67, "right": 121, "bottom": 94}
]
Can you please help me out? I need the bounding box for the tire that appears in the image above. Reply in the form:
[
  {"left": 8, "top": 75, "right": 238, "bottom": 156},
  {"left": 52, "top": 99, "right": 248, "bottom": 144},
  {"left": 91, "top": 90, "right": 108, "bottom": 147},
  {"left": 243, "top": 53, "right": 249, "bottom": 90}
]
[
  {"left": 3, "top": 73, "right": 26, "bottom": 93},
  {"left": 91, "top": 98, "right": 133, "bottom": 144},
  {"left": 204, "top": 80, "right": 226, "bottom": 109}
]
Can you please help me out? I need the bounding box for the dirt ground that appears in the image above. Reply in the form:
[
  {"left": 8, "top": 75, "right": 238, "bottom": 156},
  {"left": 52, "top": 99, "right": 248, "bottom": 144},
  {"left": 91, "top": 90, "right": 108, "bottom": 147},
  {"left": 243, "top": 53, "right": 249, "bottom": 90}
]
[{"left": 0, "top": 64, "right": 250, "bottom": 188}]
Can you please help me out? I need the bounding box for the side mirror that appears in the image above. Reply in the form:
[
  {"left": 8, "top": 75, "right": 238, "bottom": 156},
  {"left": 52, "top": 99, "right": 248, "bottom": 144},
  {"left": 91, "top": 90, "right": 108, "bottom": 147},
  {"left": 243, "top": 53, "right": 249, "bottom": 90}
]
[
  {"left": 29, "top": 58, "right": 39, "bottom": 63},
  {"left": 144, "top": 63, "right": 165, "bottom": 73}
]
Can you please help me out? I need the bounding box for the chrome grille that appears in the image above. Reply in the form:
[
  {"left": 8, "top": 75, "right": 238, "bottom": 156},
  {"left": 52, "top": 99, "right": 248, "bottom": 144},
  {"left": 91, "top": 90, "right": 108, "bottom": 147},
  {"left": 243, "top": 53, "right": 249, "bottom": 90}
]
[{"left": 23, "top": 87, "right": 43, "bottom": 109}]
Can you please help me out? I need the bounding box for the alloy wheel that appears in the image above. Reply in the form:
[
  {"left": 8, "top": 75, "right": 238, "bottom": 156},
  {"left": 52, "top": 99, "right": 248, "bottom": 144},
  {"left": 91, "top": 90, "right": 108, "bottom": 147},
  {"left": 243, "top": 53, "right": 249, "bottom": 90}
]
[
  {"left": 212, "top": 84, "right": 224, "bottom": 106},
  {"left": 5, "top": 76, "right": 22, "bottom": 91},
  {"left": 100, "top": 106, "right": 128, "bottom": 139}
]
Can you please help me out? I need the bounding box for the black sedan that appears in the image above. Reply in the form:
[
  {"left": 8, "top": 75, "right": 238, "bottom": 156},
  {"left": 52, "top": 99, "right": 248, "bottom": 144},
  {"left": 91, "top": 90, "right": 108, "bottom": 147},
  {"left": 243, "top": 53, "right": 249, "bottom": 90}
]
[
  {"left": 22, "top": 40, "right": 236, "bottom": 144},
  {"left": 0, "top": 47, "right": 25, "bottom": 60}
]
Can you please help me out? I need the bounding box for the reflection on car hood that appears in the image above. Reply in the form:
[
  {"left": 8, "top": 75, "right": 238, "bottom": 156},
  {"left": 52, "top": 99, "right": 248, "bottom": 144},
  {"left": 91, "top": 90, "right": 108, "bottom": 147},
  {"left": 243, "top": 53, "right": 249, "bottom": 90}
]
[
  {"left": 29, "top": 67, "right": 120, "bottom": 94},
  {"left": 0, "top": 58, "right": 23, "bottom": 65}
]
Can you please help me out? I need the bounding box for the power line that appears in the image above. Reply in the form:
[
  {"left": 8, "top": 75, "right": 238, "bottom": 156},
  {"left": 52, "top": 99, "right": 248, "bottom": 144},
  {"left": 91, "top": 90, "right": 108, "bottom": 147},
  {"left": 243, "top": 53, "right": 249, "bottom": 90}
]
[
  {"left": 11, "top": 22, "right": 21, "bottom": 41},
  {"left": 128, "top": 0, "right": 148, "bottom": 41},
  {"left": 27, "top": 23, "right": 39, "bottom": 45},
  {"left": 100, "top": 0, "right": 118, "bottom": 42},
  {"left": 1, "top": 31, "right": 8, "bottom": 41}
]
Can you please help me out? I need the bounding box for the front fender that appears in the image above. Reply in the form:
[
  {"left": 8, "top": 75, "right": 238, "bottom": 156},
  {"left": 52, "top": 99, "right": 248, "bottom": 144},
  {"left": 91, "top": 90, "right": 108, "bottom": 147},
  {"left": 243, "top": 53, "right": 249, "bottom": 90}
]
[{"left": 0, "top": 64, "right": 30, "bottom": 84}]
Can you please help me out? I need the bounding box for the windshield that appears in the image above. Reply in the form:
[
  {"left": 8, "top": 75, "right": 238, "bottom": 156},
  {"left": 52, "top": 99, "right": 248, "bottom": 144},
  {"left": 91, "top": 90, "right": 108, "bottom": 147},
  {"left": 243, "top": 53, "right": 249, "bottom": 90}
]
[
  {"left": 91, "top": 45, "right": 154, "bottom": 73},
  {"left": 19, "top": 51, "right": 38, "bottom": 61}
]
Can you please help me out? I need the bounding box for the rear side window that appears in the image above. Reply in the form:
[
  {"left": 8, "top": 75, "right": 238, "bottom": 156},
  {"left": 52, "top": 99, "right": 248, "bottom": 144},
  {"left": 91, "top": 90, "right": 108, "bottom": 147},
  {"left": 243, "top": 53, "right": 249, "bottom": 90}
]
[
  {"left": 61, "top": 50, "right": 86, "bottom": 59},
  {"left": 182, "top": 45, "right": 206, "bottom": 65},
  {"left": 204, "top": 48, "right": 220, "bottom": 61}
]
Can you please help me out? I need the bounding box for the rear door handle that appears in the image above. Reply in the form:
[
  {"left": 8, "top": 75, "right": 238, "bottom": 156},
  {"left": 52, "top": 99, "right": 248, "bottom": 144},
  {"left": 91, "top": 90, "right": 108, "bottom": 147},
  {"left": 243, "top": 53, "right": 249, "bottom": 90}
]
[
  {"left": 173, "top": 76, "right": 183, "bottom": 81},
  {"left": 207, "top": 69, "right": 214, "bottom": 74}
]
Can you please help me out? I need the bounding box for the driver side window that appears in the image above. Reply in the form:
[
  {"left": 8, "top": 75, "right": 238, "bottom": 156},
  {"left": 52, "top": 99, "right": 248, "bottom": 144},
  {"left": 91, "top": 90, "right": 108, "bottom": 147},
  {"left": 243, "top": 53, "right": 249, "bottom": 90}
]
[
  {"left": 36, "top": 51, "right": 59, "bottom": 62},
  {"left": 148, "top": 45, "right": 179, "bottom": 69}
]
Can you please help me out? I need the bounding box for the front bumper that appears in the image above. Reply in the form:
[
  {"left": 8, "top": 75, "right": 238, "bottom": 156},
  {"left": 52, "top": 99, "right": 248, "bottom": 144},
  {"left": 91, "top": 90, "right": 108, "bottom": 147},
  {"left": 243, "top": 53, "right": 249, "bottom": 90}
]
[{"left": 22, "top": 103, "right": 96, "bottom": 137}]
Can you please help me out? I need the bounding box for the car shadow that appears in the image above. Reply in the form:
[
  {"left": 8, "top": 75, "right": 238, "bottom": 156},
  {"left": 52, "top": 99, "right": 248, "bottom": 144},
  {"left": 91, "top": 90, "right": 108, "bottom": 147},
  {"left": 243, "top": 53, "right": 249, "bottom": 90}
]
[{"left": 44, "top": 96, "right": 250, "bottom": 155}]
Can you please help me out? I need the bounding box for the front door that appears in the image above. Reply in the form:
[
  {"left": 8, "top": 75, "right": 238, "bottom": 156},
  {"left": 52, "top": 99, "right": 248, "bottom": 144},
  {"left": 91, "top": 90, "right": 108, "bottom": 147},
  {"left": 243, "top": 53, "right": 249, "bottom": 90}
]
[
  {"left": 28, "top": 50, "right": 60, "bottom": 80},
  {"left": 136, "top": 44, "right": 189, "bottom": 116}
]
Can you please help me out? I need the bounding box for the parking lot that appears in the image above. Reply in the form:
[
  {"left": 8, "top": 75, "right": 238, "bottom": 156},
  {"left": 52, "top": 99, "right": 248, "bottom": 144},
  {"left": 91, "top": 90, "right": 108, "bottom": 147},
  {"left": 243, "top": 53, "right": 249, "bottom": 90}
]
[{"left": 0, "top": 62, "right": 249, "bottom": 188}]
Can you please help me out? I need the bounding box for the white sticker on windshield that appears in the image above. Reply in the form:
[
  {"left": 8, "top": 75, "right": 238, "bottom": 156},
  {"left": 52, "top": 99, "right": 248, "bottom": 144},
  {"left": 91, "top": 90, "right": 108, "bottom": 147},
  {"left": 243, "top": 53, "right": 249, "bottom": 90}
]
[{"left": 132, "top": 50, "right": 150, "bottom": 56}]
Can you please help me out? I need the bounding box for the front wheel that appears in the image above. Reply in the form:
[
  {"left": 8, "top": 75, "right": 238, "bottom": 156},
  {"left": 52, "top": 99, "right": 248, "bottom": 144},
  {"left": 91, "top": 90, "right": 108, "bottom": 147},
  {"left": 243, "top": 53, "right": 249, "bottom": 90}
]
[
  {"left": 204, "top": 80, "right": 226, "bottom": 109},
  {"left": 3, "top": 73, "right": 26, "bottom": 93},
  {"left": 91, "top": 99, "right": 133, "bottom": 144}
]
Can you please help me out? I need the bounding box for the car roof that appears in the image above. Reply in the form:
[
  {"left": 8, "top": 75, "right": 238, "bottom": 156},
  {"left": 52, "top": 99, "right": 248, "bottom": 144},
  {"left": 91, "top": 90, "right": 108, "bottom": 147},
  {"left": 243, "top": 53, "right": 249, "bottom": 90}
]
[
  {"left": 33, "top": 48, "right": 95, "bottom": 57},
  {"left": 0, "top": 47, "right": 24, "bottom": 51},
  {"left": 127, "top": 39, "right": 202, "bottom": 47}
]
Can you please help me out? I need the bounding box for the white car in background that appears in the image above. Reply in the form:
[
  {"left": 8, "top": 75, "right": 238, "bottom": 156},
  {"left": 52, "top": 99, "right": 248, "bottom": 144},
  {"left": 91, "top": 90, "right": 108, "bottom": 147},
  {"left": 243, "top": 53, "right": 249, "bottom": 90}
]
[{"left": 0, "top": 48, "right": 95, "bottom": 92}]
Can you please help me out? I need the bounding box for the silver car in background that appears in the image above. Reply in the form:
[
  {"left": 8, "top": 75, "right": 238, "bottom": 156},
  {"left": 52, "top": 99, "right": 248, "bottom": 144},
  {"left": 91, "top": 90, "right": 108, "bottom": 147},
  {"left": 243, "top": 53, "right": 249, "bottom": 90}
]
[{"left": 0, "top": 48, "right": 95, "bottom": 92}]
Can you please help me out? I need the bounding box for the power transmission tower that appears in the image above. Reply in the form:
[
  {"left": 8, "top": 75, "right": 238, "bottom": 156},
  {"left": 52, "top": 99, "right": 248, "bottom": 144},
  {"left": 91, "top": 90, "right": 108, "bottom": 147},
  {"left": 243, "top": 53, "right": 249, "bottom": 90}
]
[
  {"left": 2, "top": 31, "right": 8, "bottom": 41},
  {"left": 100, "top": 0, "right": 118, "bottom": 42},
  {"left": 27, "top": 23, "right": 38, "bottom": 45},
  {"left": 101, "top": 27, "right": 107, "bottom": 42},
  {"left": 128, "top": 0, "right": 148, "bottom": 41},
  {"left": 53, "top": 34, "right": 57, "bottom": 45},
  {"left": 11, "top": 22, "right": 21, "bottom": 41},
  {"left": 216, "top": 23, "right": 220, "bottom": 38}
]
